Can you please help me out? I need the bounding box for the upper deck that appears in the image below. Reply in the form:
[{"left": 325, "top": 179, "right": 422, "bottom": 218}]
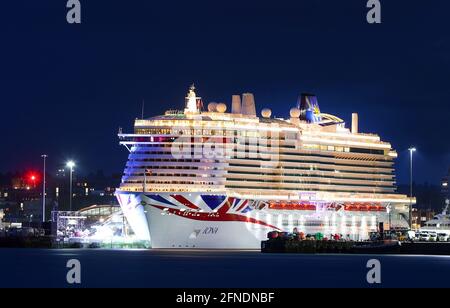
[{"left": 116, "top": 86, "right": 412, "bottom": 205}]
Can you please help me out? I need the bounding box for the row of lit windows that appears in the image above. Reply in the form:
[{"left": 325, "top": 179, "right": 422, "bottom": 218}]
[
  {"left": 228, "top": 164, "right": 393, "bottom": 175},
  {"left": 124, "top": 180, "right": 216, "bottom": 185},
  {"left": 303, "top": 144, "right": 385, "bottom": 155},
  {"left": 225, "top": 178, "right": 393, "bottom": 188},
  {"left": 122, "top": 171, "right": 392, "bottom": 184},
  {"left": 230, "top": 157, "right": 393, "bottom": 169},
  {"left": 226, "top": 171, "right": 394, "bottom": 182},
  {"left": 136, "top": 128, "right": 235, "bottom": 136},
  {"left": 126, "top": 153, "right": 392, "bottom": 168},
  {"left": 122, "top": 160, "right": 393, "bottom": 179},
  {"left": 132, "top": 141, "right": 295, "bottom": 149},
  {"left": 127, "top": 166, "right": 221, "bottom": 170},
  {"left": 281, "top": 220, "right": 375, "bottom": 228},
  {"left": 303, "top": 144, "right": 350, "bottom": 153},
  {"left": 124, "top": 160, "right": 393, "bottom": 175},
  {"left": 135, "top": 128, "right": 286, "bottom": 138},
  {"left": 128, "top": 158, "right": 200, "bottom": 163},
  {"left": 230, "top": 150, "right": 391, "bottom": 163},
  {"left": 129, "top": 132, "right": 386, "bottom": 155},
  {"left": 119, "top": 186, "right": 218, "bottom": 193},
  {"left": 125, "top": 173, "right": 220, "bottom": 178},
  {"left": 129, "top": 146, "right": 390, "bottom": 164},
  {"left": 129, "top": 142, "right": 387, "bottom": 159},
  {"left": 225, "top": 185, "right": 395, "bottom": 194}
]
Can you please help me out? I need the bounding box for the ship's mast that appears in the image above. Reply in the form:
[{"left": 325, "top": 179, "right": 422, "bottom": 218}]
[{"left": 184, "top": 84, "right": 201, "bottom": 113}]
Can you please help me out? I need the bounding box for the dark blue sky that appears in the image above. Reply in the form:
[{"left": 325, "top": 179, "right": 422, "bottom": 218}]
[{"left": 1, "top": 0, "right": 449, "bottom": 184}]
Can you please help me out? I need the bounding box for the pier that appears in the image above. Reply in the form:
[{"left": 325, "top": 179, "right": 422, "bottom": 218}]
[{"left": 261, "top": 238, "right": 450, "bottom": 255}]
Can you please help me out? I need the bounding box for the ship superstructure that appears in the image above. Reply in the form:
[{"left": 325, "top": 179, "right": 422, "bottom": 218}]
[{"left": 116, "top": 85, "right": 413, "bottom": 248}]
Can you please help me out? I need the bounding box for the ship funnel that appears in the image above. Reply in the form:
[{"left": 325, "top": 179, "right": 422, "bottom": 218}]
[
  {"left": 241, "top": 93, "right": 256, "bottom": 116},
  {"left": 232, "top": 95, "right": 242, "bottom": 114},
  {"left": 352, "top": 113, "right": 359, "bottom": 134}
]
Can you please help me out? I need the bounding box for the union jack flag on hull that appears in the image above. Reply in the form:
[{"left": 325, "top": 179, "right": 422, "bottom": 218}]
[
  {"left": 141, "top": 194, "right": 278, "bottom": 230},
  {"left": 145, "top": 194, "right": 253, "bottom": 214}
]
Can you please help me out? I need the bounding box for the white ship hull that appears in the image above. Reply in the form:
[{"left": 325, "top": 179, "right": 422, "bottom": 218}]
[{"left": 116, "top": 192, "right": 392, "bottom": 249}]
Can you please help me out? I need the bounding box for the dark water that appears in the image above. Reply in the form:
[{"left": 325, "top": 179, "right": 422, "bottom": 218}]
[{"left": 1, "top": 249, "right": 449, "bottom": 288}]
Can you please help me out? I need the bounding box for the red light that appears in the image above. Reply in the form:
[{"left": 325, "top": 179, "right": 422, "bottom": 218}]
[{"left": 25, "top": 172, "right": 40, "bottom": 187}]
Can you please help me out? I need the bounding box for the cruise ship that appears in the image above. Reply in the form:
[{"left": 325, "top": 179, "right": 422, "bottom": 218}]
[{"left": 115, "top": 85, "right": 414, "bottom": 249}]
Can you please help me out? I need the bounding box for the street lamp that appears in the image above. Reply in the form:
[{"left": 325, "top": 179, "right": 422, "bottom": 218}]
[
  {"left": 386, "top": 205, "right": 392, "bottom": 232},
  {"left": 408, "top": 147, "right": 416, "bottom": 229},
  {"left": 41, "top": 155, "right": 47, "bottom": 223},
  {"left": 66, "top": 160, "right": 75, "bottom": 212}
]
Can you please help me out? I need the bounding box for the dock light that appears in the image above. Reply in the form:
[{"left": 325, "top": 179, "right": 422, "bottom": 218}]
[
  {"left": 66, "top": 160, "right": 76, "bottom": 211},
  {"left": 30, "top": 175, "right": 36, "bottom": 185},
  {"left": 27, "top": 173, "right": 39, "bottom": 188},
  {"left": 408, "top": 147, "right": 416, "bottom": 229},
  {"left": 41, "top": 154, "right": 48, "bottom": 223},
  {"left": 386, "top": 205, "right": 392, "bottom": 231}
]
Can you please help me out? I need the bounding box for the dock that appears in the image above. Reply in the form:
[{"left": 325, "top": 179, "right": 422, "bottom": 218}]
[{"left": 261, "top": 239, "right": 450, "bottom": 255}]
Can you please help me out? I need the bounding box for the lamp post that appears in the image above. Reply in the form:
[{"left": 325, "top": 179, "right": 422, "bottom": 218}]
[
  {"left": 66, "top": 161, "right": 75, "bottom": 212},
  {"left": 386, "top": 205, "right": 392, "bottom": 232},
  {"left": 408, "top": 147, "right": 416, "bottom": 229},
  {"left": 41, "top": 154, "right": 48, "bottom": 222}
]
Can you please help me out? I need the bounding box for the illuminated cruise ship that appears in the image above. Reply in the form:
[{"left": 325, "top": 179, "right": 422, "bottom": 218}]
[{"left": 116, "top": 85, "right": 414, "bottom": 248}]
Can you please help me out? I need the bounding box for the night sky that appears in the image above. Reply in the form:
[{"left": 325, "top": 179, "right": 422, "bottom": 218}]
[{"left": 1, "top": 0, "right": 449, "bottom": 184}]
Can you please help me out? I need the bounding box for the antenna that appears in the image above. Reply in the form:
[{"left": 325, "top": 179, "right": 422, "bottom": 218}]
[{"left": 141, "top": 99, "right": 145, "bottom": 119}]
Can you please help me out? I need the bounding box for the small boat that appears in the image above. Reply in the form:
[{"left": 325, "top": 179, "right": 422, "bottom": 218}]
[{"left": 419, "top": 199, "right": 450, "bottom": 239}]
